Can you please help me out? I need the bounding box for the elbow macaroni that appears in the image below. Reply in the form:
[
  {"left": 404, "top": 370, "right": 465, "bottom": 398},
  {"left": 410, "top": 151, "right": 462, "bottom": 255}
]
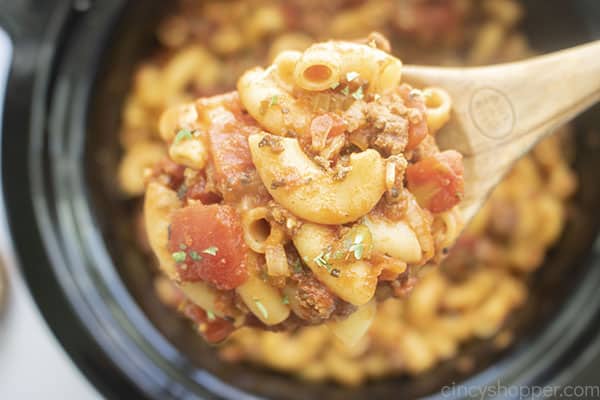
[
  {"left": 293, "top": 223, "right": 378, "bottom": 306},
  {"left": 248, "top": 133, "right": 386, "bottom": 224},
  {"left": 238, "top": 41, "right": 402, "bottom": 137},
  {"left": 423, "top": 87, "right": 452, "bottom": 135},
  {"left": 139, "top": 36, "right": 463, "bottom": 342},
  {"left": 117, "top": 0, "right": 578, "bottom": 386}
]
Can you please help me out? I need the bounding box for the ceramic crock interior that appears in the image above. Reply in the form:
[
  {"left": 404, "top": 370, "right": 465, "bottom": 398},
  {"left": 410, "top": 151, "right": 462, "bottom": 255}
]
[{"left": 85, "top": 1, "right": 600, "bottom": 398}]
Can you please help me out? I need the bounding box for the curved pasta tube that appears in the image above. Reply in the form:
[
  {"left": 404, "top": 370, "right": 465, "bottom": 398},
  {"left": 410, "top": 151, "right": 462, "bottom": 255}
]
[
  {"left": 159, "top": 103, "right": 199, "bottom": 142},
  {"left": 118, "top": 141, "right": 166, "bottom": 196},
  {"left": 241, "top": 206, "right": 284, "bottom": 253},
  {"left": 363, "top": 216, "right": 422, "bottom": 263},
  {"left": 268, "top": 33, "right": 313, "bottom": 63},
  {"left": 238, "top": 41, "right": 402, "bottom": 137},
  {"left": 236, "top": 274, "right": 291, "bottom": 325},
  {"left": 144, "top": 182, "right": 182, "bottom": 280},
  {"left": 293, "top": 41, "right": 402, "bottom": 93},
  {"left": 163, "top": 45, "right": 221, "bottom": 101},
  {"left": 436, "top": 209, "right": 463, "bottom": 250},
  {"left": 406, "top": 272, "right": 446, "bottom": 328},
  {"left": 293, "top": 223, "right": 377, "bottom": 306},
  {"left": 265, "top": 244, "right": 290, "bottom": 277},
  {"left": 423, "top": 87, "right": 452, "bottom": 134},
  {"left": 257, "top": 329, "right": 329, "bottom": 370},
  {"left": 168, "top": 137, "right": 209, "bottom": 170},
  {"left": 238, "top": 66, "right": 309, "bottom": 136},
  {"left": 398, "top": 328, "right": 437, "bottom": 373},
  {"left": 327, "top": 300, "right": 376, "bottom": 347},
  {"left": 441, "top": 270, "right": 497, "bottom": 311},
  {"left": 249, "top": 133, "right": 386, "bottom": 224},
  {"left": 293, "top": 47, "right": 341, "bottom": 91},
  {"left": 179, "top": 282, "right": 224, "bottom": 318}
]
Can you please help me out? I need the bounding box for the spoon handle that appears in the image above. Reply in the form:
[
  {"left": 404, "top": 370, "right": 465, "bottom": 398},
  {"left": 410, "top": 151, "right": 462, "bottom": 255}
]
[
  {"left": 403, "top": 40, "right": 600, "bottom": 221},
  {"left": 404, "top": 40, "right": 600, "bottom": 151},
  {"left": 470, "top": 40, "right": 600, "bottom": 151}
]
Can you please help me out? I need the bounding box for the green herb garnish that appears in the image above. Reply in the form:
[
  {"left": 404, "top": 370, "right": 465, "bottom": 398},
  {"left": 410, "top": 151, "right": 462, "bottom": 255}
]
[
  {"left": 269, "top": 95, "right": 279, "bottom": 106},
  {"left": 254, "top": 299, "right": 269, "bottom": 319},
  {"left": 172, "top": 251, "right": 187, "bottom": 263},
  {"left": 174, "top": 128, "right": 193, "bottom": 144},
  {"left": 352, "top": 86, "right": 364, "bottom": 101},
  {"left": 348, "top": 233, "right": 365, "bottom": 260},
  {"left": 206, "top": 310, "right": 216, "bottom": 321},
  {"left": 189, "top": 250, "right": 202, "bottom": 261},
  {"left": 341, "top": 86, "right": 350, "bottom": 96},
  {"left": 313, "top": 252, "right": 332, "bottom": 271},
  {"left": 282, "top": 295, "right": 289, "bottom": 305},
  {"left": 346, "top": 71, "right": 360, "bottom": 81},
  {"left": 202, "top": 246, "right": 218, "bottom": 256},
  {"left": 179, "top": 243, "right": 187, "bottom": 250},
  {"left": 332, "top": 250, "right": 346, "bottom": 260}
]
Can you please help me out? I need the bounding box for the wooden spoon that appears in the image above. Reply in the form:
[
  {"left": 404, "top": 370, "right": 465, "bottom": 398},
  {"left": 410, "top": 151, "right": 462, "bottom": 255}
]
[{"left": 402, "top": 40, "right": 600, "bottom": 222}]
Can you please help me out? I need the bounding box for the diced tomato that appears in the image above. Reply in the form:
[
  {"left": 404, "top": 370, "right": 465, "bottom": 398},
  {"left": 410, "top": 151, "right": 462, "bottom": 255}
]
[
  {"left": 398, "top": 84, "right": 429, "bottom": 150},
  {"left": 208, "top": 126, "right": 255, "bottom": 189},
  {"left": 181, "top": 301, "right": 235, "bottom": 343},
  {"left": 200, "top": 93, "right": 261, "bottom": 201},
  {"left": 406, "top": 118, "right": 428, "bottom": 151},
  {"left": 168, "top": 203, "right": 249, "bottom": 290},
  {"left": 406, "top": 150, "right": 464, "bottom": 213}
]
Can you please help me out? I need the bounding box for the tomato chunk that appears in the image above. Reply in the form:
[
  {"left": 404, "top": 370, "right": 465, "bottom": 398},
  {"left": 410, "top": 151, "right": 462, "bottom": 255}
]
[
  {"left": 181, "top": 301, "right": 235, "bottom": 343},
  {"left": 406, "top": 150, "right": 464, "bottom": 213},
  {"left": 168, "top": 203, "right": 249, "bottom": 290},
  {"left": 203, "top": 94, "right": 261, "bottom": 201},
  {"left": 398, "top": 84, "right": 429, "bottom": 150},
  {"left": 208, "top": 127, "right": 255, "bottom": 193}
]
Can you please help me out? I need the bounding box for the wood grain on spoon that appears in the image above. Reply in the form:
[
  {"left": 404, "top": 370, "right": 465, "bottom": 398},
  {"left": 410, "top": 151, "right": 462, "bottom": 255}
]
[{"left": 403, "top": 40, "right": 600, "bottom": 222}]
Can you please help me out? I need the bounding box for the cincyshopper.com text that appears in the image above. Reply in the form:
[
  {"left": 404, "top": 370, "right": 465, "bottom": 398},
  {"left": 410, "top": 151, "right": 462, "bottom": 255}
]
[{"left": 441, "top": 382, "right": 600, "bottom": 399}]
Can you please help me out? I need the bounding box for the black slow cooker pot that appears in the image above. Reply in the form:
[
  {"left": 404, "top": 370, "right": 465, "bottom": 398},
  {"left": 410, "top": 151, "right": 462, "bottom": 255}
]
[{"left": 1, "top": 0, "right": 600, "bottom": 399}]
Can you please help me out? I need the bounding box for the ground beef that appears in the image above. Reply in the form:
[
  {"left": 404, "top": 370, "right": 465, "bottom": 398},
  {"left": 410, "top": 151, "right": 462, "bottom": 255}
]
[
  {"left": 293, "top": 274, "right": 336, "bottom": 324},
  {"left": 391, "top": 273, "right": 418, "bottom": 298},
  {"left": 331, "top": 299, "right": 357, "bottom": 320},
  {"left": 365, "top": 99, "right": 410, "bottom": 157},
  {"left": 268, "top": 201, "right": 302, "bottom": 235}
]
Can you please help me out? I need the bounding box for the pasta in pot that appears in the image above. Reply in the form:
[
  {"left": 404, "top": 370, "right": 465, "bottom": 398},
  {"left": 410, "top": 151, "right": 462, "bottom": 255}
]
[
  {"left": 117, "top": 0, "right": 578, "bottom": 387},
  {"left": 223, "top": 131, "right": 576, "bottom": 384},
  {"left": 141, "top": 38, "right": 464, "bottom": 341}
]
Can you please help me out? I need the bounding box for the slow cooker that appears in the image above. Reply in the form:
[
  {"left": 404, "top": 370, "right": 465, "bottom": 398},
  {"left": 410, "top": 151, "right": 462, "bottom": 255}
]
[{"left": 1, "top": 0, "right": 600, "bottom": 398}]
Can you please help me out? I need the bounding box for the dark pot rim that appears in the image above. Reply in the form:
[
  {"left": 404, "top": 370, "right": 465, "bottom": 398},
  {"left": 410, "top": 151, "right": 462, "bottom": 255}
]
[{"left": 2, "top": 1, "right": 600, "bottom": 399}]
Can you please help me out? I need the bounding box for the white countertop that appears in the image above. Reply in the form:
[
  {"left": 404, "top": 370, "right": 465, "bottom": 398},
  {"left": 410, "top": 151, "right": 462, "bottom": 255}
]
[{"left": 0, "top": 259, "right": 101, "bottom": 399}]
